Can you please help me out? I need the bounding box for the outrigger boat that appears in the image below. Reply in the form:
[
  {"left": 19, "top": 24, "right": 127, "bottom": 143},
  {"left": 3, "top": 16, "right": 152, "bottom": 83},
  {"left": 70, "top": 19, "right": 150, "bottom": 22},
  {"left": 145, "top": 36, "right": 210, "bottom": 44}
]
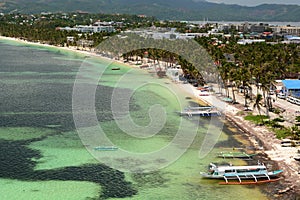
[
  {"left": 217, "top": 151, "right": 256, "bottom": 159},
  {"left": 111, "top": 67, "right": 121, "bottom": 70},
  {"left": 184, "top": 106, "right": 214, "bottom": 110},
  {"left": 200, "top": 163, "right": 283, "bottom": 185},
  {"left": 179, "top": 110, "right": 222, "bottom": 117},
  {"left": 178, "top": 106, "right": 221, "bottom": 117},
  {"left": 94, "top": 146, "right": 118, "bottom": 151}
]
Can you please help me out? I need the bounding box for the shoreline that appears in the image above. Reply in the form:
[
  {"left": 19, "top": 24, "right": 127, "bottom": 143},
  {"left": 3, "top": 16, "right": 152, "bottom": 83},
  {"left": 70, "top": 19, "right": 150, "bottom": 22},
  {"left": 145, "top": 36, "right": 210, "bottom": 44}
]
[
  {"left": 225, "top": 113, "right": 300, "bottom": 199},
  {"left": 1, "top": 35, "right": 299, "bottom": 199},
  {"left": 0, "top": 36, "right": 132, "bottom": 69},
  {"left": 188, "top": 85, "right": 300, "bottom": 199}
]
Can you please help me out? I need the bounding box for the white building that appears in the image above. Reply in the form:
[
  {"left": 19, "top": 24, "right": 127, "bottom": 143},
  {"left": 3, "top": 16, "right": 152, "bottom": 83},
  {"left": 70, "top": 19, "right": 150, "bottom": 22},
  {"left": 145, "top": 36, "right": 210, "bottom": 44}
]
[
  {"left": 125, "top": 29, "right": 200, "bottom": 40},
  {"left": 92, "top": 25, "right": 115, "bottom": 33},
  {"left": 58, "top": 22, "right": 115, "bottom": 33},
  {"left": 237, "top": 39, "right": 265, "bottom": 45},
  {"left": 271, "top": 26, "right": 300, "bottom": 36},
  {"left": 75, "top": 25, "right": 115, "bottom": 33}
]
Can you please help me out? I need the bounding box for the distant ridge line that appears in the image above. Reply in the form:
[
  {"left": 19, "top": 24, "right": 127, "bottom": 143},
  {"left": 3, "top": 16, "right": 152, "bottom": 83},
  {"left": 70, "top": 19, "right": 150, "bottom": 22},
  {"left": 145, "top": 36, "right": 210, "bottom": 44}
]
[{"left": 1, "top": 0, "right": 300, "bottom": 21}]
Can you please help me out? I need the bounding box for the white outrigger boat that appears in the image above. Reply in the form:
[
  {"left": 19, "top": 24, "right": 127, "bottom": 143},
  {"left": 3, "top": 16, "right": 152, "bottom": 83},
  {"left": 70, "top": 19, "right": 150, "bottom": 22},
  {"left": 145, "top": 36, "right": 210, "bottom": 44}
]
[
  {"left": 185, "top": 106, "right": 214, "bottom": 110},
  {"left": 178, "top": 106, "right": 221, "bottom": 117},
  {"left": 200, "top": 163, "right": 283, "bottom": 185}
]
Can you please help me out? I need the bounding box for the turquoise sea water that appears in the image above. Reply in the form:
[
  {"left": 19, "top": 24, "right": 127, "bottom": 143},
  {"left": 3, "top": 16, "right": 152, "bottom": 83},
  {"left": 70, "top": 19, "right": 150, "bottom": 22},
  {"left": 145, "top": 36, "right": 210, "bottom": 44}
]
[{"left": 0, "top": 39, "right": 270, "bottom": 200}]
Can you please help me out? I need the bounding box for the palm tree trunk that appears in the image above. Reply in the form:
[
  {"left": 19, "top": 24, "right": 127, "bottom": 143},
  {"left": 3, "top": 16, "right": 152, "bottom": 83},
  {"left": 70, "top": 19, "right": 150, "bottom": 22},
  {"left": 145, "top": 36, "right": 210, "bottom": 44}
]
[
  {"left": 243, "top": 85, "right": 247, "bottom": 107},
  {"left": 267, "top": 92, "right": 273, "bottom": 111},
  {"left": 262, "top": 89, "right": 269, "bottom": 117},
  {"left": 232, "top": 86, "right": 236, "bottom": 103}
]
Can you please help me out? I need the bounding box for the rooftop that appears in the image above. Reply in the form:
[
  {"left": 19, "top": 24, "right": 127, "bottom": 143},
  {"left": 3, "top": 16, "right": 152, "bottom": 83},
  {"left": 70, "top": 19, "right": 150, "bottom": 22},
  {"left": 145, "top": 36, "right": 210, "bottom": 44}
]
[{"left": 282, "top": 79, "right": 300, "bottom": 89}]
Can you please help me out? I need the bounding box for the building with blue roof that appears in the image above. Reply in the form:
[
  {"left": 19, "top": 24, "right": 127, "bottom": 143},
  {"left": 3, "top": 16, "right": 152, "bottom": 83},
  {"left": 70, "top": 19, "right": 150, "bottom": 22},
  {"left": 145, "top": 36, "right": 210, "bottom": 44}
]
[{"left": 282, "top": 80, "right": 300, "bottom": 98}]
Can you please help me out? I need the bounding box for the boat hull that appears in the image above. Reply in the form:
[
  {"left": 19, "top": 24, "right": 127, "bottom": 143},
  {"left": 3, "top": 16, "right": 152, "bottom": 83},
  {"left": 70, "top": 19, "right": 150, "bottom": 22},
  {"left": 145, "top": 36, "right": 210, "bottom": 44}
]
[
  {"left": 217, "top": 153, "right": 256, "bottom": 159},
  {"left": 201, "top": 170, "right": 283, "bottom": 180},
  {"left": 94, "top": 146, "right": 118, "bottom": 151},
  {"left": 200, "top": 172, "right": 223, "bottom": 179},
  {"left": 219, "top": 177, "right": 282, "bottom": 185},
  {"left": 201, "top": 163, "right": 283, "bottom": 185},
  {"left": 179, "top": 111, "right": 221, "bottom": 117}
]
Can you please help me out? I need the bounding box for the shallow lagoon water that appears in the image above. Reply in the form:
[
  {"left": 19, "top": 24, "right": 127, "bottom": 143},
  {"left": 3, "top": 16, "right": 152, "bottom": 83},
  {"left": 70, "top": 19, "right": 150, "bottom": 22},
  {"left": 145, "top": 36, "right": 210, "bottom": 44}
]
[
  {"left": 0, "top": 179, "right": 100, "bottom": 200},
  {"left": 0, "top": 39, "right": 270, "bottom": 199}
]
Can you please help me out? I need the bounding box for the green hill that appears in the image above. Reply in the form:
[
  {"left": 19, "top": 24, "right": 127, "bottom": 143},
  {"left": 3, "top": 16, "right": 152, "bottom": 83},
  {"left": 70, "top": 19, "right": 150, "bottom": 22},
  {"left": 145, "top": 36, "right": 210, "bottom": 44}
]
[{"left": 1, "top": 0, "right": 300, "bottom": 21}]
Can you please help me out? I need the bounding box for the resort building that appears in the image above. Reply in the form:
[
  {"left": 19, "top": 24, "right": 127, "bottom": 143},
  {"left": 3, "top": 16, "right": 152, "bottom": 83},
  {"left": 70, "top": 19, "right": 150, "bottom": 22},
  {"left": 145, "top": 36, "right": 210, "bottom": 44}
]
[
  {"left": 124, "top": 28, "right": 205, "bottom": 40},
  {"left": 75, "top": 24, "right": 115, "bottom": 33},
  {"left": 250, "top": 24, "right": 266, "bottom": 33},
  {"left": 271, "top": 26, "right": 300, "bottom": 36},
  {"left": 238, "top": 22, "right": 250, "bottom": 33},
  {"left": 282, "top": 80, "right": 300, "bottom": 98},
  {"left": 58, "top": 21, "right": 115, "bottom": 33},
  {"left": 218, "top": 24, "right": 230, "bottom": 32},
  {"left": 237, "top": 39, "right": 265, "bottom": 45}
]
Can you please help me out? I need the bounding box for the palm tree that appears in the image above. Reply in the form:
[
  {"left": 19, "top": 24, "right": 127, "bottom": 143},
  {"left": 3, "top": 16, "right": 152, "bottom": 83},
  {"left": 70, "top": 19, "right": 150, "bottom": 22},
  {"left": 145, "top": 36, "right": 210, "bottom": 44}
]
[
  {"left": 226, "top": 63, "right": 238, "bottom": 98},
  {"left": 218, "top": 62, "right": 230, "bottom": 97},
  {"left": 253, "top": 94, "right": 264, "bottom": 124}
]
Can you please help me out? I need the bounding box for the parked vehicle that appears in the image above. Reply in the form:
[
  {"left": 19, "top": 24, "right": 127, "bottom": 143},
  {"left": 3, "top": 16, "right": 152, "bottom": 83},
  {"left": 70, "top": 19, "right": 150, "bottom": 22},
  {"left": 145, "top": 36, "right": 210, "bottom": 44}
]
[
  {"left": 277, "top": 93, "right": 286, "bottom": 99},
  {"left": 294, "top": 98, "right": 300, "bottom": 106},
  {"left": 287, "top": 96, "right": 300, "bottom": 106}
]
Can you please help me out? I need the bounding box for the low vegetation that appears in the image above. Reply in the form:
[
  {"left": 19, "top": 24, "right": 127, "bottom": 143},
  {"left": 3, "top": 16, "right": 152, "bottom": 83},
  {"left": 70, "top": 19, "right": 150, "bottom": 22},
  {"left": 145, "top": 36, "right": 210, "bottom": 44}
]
[
  {"left": 245, "top": 114, "right": 300, "bottom": 140},
  {"left": 244, "top": 114, "right": 269, "bottom": 125}
]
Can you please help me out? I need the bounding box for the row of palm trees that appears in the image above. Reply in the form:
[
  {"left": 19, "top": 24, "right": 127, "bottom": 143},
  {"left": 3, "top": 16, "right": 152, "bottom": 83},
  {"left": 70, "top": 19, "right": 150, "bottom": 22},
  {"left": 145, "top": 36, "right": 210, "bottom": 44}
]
[
  {"left": 109, "top": 34, "right": 299, "bottom": 114},
  {"left": 97, "top": 34, "right": 212, "bottom": 85},
  {"left": 195, "top": 35, "right": 300, "bottom": 116}
]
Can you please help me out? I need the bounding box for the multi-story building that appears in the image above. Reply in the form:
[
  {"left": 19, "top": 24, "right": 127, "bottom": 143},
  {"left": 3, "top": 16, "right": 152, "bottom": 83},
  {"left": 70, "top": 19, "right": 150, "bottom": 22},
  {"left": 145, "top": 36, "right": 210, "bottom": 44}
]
[
  {"left": 250, "top": 24, "right": 266, "bottom": 33},
  {"left": 271, "top": 26, "right": 300, "bottom": 36},
  {"left": 218, "top": 24, "right": 230, "bottom": 32},
  {"left": 58, "top": 21, "right": 115, "bottom": 33},
  {"left": 238, "top": 22, "right": 249, "bottom": 33}
]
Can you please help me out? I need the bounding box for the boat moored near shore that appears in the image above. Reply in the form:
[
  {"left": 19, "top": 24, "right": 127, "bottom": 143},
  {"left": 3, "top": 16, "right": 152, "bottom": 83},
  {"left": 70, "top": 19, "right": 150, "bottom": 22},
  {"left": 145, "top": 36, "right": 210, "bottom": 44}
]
[
  {"left": 178, "top": 106, "right": 222, "bottom": 117},
  {"left": 179, "top": 110, "right": 222, "bottom": 117},
  {"left": 201, "top": 163, "right": 283, "bottom": 185},
  {"left": 94, "top": 146, "right": 118, "bottom": 151},
  {"left": 217, "top": 151, "right": 257, "bottom": 159}
]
